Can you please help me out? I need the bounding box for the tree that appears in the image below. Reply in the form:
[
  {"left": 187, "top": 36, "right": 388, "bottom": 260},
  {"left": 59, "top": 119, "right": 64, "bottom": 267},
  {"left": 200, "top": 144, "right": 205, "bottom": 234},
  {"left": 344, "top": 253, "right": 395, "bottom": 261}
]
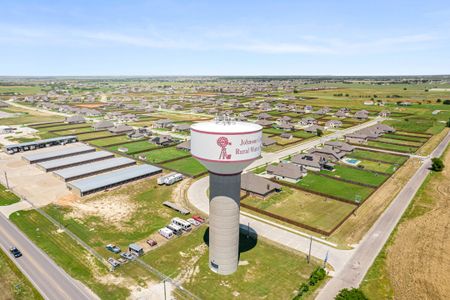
[
  {"left": 335, "top": 288, "right": 368, "bottom": 300},
  {"left": 431, "top": 157, "right": 444, "bottom": 172},
  {"left": 447, "top": 118, "right": 450, "bottom": 127},
  {"left": 317, "top": 129, "right": 323, "bottom": 137},
  {"left": 443, "top": 99, "right": 450, "bottom": 105}
]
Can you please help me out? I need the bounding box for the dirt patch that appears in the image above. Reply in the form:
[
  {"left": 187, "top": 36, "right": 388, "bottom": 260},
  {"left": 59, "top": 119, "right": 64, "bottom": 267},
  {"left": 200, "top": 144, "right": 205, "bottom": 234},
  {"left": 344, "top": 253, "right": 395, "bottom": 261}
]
[
  {"left": 75, "top": 103, "right": 105, "bottom": 108},
  {"left": 62, "top": 194, "right": 138, "bottom": 225},
  {"left": 331, "top": 158, "right": 421, "bottom": 246},
  {"left": 417, "top": 127, "right": 450, "bottom": 156},
  {"left": 385, "top": 149, "right": 450, "bottom": 300},
  {"left": 175, "top": 243, "right": 207, "bottom": 285}
]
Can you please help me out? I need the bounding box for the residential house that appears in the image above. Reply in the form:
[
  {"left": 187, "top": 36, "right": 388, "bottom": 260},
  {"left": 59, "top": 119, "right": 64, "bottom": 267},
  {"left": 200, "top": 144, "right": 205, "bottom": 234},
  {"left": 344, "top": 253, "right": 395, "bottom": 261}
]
[
  {"left": 304, "top": 125, "right": 324, "bottom": 134},
  {"left": 262, "top": 137, "right": 276, "bottom": 147},
  {"left": 324, "top": 141, "right": 355, "bottom": 154},
  {"left": 172, "top": 124, "right": 191, "bottom": 132},
  {"left": 255, "top": 120, "right": 274, "bottom": 127},
  {"left": 149, "top": 135, "right": 173, "bottom": 146},
  {"left": 354, "top": 110, "right": 369, "bottom": 120},
  {"left": 299, "top": 117, "right": 317, "bottom": 126},
  {"left": 378, "top": 110, "right": 390, "bottom": 117},
  {"left": 280, "top": 132, "right": 293, "bottom": 139},
  {"left": 266, "top": 162, "right": 306, "bottom": 183},
  {"left": 176, "top": 140, "right": 191, "bottom": 151},
  {"left": 257, "top": 113, "right": 272, "bottom": 120},
  {"left": 241, "top": 173, "right": 282, "bottom": 198},
  {"left": 154, "top": 119, "right": 173, "bottom": 129},
  {"left": 325, "top": 120, "right": 342, "bottom": 129},
  {"left": 65, "top": 115, "right": 85, "bottom": 124},
  {"left": 92, "top": 120, "right": 114, "bottom": 131},
  {"left": 108, "top": 124, "right": 134, "bottom": 135},
  {"left": 304, "top": 105, "right": 313, "bottom": 113},
  {"left": 291, "top": 153, "right": 333, "bottom": 171}
]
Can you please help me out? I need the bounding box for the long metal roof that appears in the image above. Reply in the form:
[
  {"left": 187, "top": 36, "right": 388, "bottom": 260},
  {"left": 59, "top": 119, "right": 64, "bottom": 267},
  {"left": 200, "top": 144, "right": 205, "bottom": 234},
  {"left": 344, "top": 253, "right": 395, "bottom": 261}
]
[
  {"left": 23, "top": 144, "right": 94, "bottom": 162},
  {"left": 53, "top": 157, "right": 136, "bottom": 180},
  {"left": 37, "top": 150, "right": 114, "bottom": 170},
  {"left": 68, "top": 164, "right": 162, "bottom": 193},
  {"left": 5, "top": 136, "right": 77, "bottom": 149}
]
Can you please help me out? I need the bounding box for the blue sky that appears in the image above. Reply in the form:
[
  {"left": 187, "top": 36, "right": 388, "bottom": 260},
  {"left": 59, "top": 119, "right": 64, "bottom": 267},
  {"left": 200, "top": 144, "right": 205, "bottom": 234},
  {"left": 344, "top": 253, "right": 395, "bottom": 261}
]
[{"left": 1, "top": 0, "right": 449, "bottom": 76}]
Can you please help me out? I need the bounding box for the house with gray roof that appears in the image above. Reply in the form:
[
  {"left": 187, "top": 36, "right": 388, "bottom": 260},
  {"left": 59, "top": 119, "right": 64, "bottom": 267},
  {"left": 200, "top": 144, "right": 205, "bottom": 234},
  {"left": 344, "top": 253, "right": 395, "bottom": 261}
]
[
  {"left": 176, "top": 140, "right": 191, "bottom": 151},
  {"left": 93, "top": 120, "right": 114, "bottom": 131},
  {"left": 149, "top": 135, "right": 173, "bottom": 146},
  {"left": 354, "top": 110, "right": 369, "bottom": 120},
  {"left": 241, "top": 173, "right": 282, "bottom": 198},
  {"left": 304, "top": 125, "right": 324, "bottom": 134},
  {"left": 172, "top": 124, "right": 191, "bottom": 132},
  {"left": 266, "top": 162, "right": 306, "bottom": 183},
  {"left": 108, "top": 124, "right": 134, "bottom": 135},
  {"left": 308, "top": 145, "right": 346, "bottom": 162},
  {"left": 262, "top": 137, "right": 276, "bottom": 147},
  {"left": 65, "top": 115, "right": 85, "bottom": 124},
  {"left": 325, "top": 120, "right": 342, "bottom": 129},
  {"left": 291, "top": 153, "right": 333, "bottom": 171},
  {"left": 154, "top": 119, "right": 173, "bottom": 129},
  {"left": 324, "top": 141, "right": 355, "bottom": 153}
]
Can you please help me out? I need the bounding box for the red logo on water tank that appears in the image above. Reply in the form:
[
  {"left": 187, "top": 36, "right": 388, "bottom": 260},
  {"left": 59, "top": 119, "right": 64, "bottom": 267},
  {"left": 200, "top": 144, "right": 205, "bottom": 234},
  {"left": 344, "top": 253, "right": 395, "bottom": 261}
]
[{"left": 217, "top": 136, "right": 232, "bottom": 160}]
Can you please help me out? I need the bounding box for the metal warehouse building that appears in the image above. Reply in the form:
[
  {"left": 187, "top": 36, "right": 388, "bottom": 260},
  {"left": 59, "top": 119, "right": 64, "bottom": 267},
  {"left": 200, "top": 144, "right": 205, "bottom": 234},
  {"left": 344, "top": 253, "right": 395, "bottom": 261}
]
[
  {"left": 36, "top": 151, "right": 115, "bottom": 172},
  {"left": 67, "top": 164, "right": 162, "bottom": 196},
  {"left": 53, "top": 157, "right": 136, "bottom": 181},
  {"left": 22, "top": 144, "right": 95, "bottom": 164},
  {"left": 4, "top": 136, "right": 78, "bottom": 154}
]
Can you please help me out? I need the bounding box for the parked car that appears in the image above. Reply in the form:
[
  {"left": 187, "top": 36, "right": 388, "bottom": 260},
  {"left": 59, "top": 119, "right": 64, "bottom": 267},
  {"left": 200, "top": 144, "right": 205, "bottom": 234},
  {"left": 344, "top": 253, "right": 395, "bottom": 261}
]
[
  {"left": 120, "top": 252, "right": 135, "bottom": 260},
  {"left": 10, "top": 247, "right": 22, "bottom": 258},
  {"left": 106, "top": 244, "right": 121, "bottom": 254},
  {"left": 187, "top": 218, "right": 200, "bottom": 226},
  {"left": 107, "top": 257, "right": 120, "bottom": 268},
  {"left": 192, "top": 215, "right": 205, "bottom": 224},
  {"left": 146, "top": 239, "right": 157, "bottom": 247},
  {"left": 159, "top": 227, "right": 174, "bottom": 239}
]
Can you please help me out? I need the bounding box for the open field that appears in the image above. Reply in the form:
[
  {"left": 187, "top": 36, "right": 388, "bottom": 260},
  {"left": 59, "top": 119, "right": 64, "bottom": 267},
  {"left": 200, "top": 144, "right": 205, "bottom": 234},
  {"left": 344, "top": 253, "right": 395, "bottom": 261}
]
[
  {"left": 0, "top": 248, "right": 43, "bottom": 300},
  {"left": 0, "top": 183, "right": 20, "bottom": 206},
  {"left": 141, "top": 226, "right": 322, "bottom": 299},
  {"left": 138, "top": 147, "right": 189, "bottom": 163},
  {"left": 162, "top": 156, "right": 207, "bottom": 176},
  {"left": 0, "top": 106, "right": 64, "bottom": 125},
  {"left": 348, "top": 149, "right": 408, "bottom": 164},
  {"left": 320, "top": 164, "right": 389, "bottom": 186},
  {"left": 242, "top": 187, "right": 356, "bottom": 232},
  {"left": 107, "top": 140, "right": 159, "bottom": 153},
  {"left": 296, "top": 173, "right": 375, "bottom": 202},
  {"left": 361, "top": 147, "right": 450, "bottom": 300}
]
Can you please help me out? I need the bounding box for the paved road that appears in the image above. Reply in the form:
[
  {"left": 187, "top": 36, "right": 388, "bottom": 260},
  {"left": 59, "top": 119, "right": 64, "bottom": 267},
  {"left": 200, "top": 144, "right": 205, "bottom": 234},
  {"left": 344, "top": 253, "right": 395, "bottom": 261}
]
[
  {"left": 0, "top": 213, "right": 97, "bottom": 300},
  {"left": 315, "top": 131, "right": 450, "bottom": 300}
]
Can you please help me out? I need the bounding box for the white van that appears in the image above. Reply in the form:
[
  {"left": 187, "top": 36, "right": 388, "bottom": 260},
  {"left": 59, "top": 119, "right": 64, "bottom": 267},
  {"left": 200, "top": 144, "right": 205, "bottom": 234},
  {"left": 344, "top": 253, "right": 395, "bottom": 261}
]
[
  {"left": 166, "top": 224, "right": 183, "bottom": 236},
  {"left": 159, "top": 227, "right": 174, "bottom": 239},
  {"left": 171, "top": 217, "right": 192, "bottom": 232}
]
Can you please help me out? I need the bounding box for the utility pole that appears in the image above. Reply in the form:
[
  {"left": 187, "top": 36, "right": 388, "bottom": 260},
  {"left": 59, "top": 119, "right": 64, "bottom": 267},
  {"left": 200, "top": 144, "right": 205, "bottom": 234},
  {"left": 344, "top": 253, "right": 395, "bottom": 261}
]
[
  {"left": 163, "top": 279, "right": 167, "bottom": 300},
  {"left": 323, "top": 250, "right": 329, "bottom": 268},
  {"left": 307, "top": 236, "right": 313, "bottom": 264},
  {"left": 4, "top": 171, "right": 9, "bottom": 189},
  {"left": 247, "top": 222, "right": 250, "bottom": 238}
]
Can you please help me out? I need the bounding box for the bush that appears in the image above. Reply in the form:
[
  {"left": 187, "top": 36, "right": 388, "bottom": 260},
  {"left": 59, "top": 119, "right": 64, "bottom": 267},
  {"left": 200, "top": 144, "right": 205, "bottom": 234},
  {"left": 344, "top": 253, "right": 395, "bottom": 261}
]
[
  {"left": 317, "top": 129, "right": 323, "bottom": 137},
  {"left": 335, "top": 288, "right": 368, "bottom": 300},
  {"left": 431, "top": 157, "right": 444, "bottom": 172},
  {"left": 292, "top": 267, "right": 326, "bottom": 299},
  {"left": 447, "top": 118, "right": 450, "bottom": 128},
  {"left": 443, "top": 99, "right": 450, "bottom": 105}
]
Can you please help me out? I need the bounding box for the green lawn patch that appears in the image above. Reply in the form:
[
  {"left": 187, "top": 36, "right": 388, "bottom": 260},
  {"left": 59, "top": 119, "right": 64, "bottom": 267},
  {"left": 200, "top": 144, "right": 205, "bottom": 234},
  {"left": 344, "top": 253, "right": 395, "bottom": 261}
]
[
  {"left": 77, "top": 131, "right": 117, "bottom": 141},
  {"left": 88, "top": 135, "right": 132, "bottom": 147},
  {"left": 162, "top": 157, "right": 207, "bottom": 176},
  {"left": 368, "top": 141, "right": 418, "bottom": 153},
  {"left": 0, "top": 184, "right": 20, "bottom": 206},
  {"left": 352, "top": 159, "right": 397, "bottom": 174},
  {"left": 263, "top": 128, "right": 284, "bottom": 134},
  {"left": 107, "top": 140, "right": 159, "bottom": 153},
  {"left": 242, "top": 187, "right": 356, "bottom": 232},
  {"left": 292, "top": 130, "right": 316, "bottom": 138},
  {"left": 321, "top": 165, "right": 389, "bottom": 186},
  {"left": 376, "top": 137, "right": 423, "bottom": 147},
  {"left": 296, "top": 173, "right": 375, "bottom": 202},
  {"left": 349, "top": 149, "right": 407, "bottom": 164},
  {"left": 138, "top": 147, "right": 188, "bottom": 163}
]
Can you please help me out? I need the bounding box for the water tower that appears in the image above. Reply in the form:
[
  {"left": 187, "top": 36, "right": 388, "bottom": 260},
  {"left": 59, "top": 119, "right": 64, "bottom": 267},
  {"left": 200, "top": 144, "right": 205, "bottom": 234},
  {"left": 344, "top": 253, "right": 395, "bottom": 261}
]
[{"left": 191, "top": 117, "right": 262, "bottom": 275}]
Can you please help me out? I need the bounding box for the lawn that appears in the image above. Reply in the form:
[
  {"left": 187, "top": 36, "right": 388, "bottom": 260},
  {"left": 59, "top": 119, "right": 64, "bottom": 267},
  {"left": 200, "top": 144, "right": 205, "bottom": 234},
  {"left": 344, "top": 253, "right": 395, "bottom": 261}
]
[
  {"left": 292, "top": 130, "right": 316, "bottom": 138},
  {"left": 141, "top": 226, "right": 322, "bottom": 300},
  {"left": 353, "top": 159, "right": 397, "bottom": 174},
  {"left": 0, "top": 248, "right": 43, "bottom": 299},
  {"left": 107, "top": 140, "right": 159, "bottom": 153},
  {"left": 271, "top": 136, "right": 302, "bottom": 145},
  {"left": 242, "top": 187, "right": 356, "bottom": 232},
  {"left": 320, "top": 165, "right": 389, "bottom": 186},
  {"left": 296, "top": 173, "right": 375, "bottom": 202},
  {"left": 0, "top": 108, "right": 64, "bottom": 126},
  {"left": 263, "top": 127, "right": 284, "bottom": 134},
  {"left": 349, "top": 149, "right": 408, "bottom": 165},
  {"left": 53, "top": 127, "right": 94, "bottom": 136},
  {"left": 0, "top": 184, "right": 20, "bottom": 206},
  {"left": 10, "top": 210, "right": 129, "bottom": 299},
  {"left": 138, "top": 147, "right": 189, "bottom": 163},
  {"left": 368, "top": 141, "right": 418, "bottom": 153},
  {"left": 77, "top": 131, "right": 117, "bottom": 141},
  {"left": 162, "top": 156, "right": 207, "bottom": 176},
  {"left": 87, "top": 135, "right": 132, "bottom": 147},
  {"left": 376, "top": 137, "right": 423, "bottom": 147},
  {"left": 382, "top": 133, "right": 428, "bottom": 142}
]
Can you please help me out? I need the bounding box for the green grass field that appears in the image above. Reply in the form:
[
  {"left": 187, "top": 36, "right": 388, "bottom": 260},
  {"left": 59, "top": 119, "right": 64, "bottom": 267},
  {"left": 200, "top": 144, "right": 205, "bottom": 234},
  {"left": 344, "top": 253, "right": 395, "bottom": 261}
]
[
  {"left": 353, "top": 159, "right": 397, "bottom": 174},
  {"left": 162, "top": 156, "right": 207, "bottom": 176},
  {"left": 53, "top": 127, "right": 93, "bottom": 136},
  {"left": 377, "top": 137, "right": 423, "bottom": 147},
  {"left": 106, "top": 140, "right": 159, "bottom": 152},
  {"left": 0, "top": 184, "right": 20, "bottom": 206},
  {"left": 296, "top": 173, "right": 375, "bottom": 202},
  {"left": 87, "top": 135, "right": 132, "bottom": 147},
  {"left": 0, "top": 248, "right": 43, "bottom": 300},
  {"left": 349, "top": 149, "right": 408, "bottom": 164},
  {"left": 368, "top": 141, "right": 418, "bottom": 153},
  {"left": 292, "top": 130, "right": 316, "bottom": 138},
  {"left": 138, "top": 147, "right": 189, "bottom": 163},
  {"left": 320, "top": 165, "right": 389, "bottom": 186},
  {"left": 76, "top": 131, "right": 117, "bottom": 141},
  {"left": 242, "top": 187, "right": 356, "bottom": 232},
  {"left": 141, "top": 226, "right": 321, "bottom": 299},
  {"left": 382, "top": 133, "right": 428, "bottom": 142},
  {"left": 263, "top": 127, "right": 284, "bottom": 134}
]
